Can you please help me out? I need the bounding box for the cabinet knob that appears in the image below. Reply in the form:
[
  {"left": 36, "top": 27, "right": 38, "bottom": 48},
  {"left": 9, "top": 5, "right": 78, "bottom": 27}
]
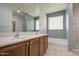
[
  {"left": 30, "top": 42, "right": 32, "bottom": 44},
  {"left": 27, "top": 43, "right": 29, "bottom": 45}
]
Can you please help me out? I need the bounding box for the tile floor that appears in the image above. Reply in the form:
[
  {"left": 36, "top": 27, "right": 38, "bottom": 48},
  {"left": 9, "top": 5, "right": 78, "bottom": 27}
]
[{"left": 44, "top": 38, "right": 79, "bottom": 56}]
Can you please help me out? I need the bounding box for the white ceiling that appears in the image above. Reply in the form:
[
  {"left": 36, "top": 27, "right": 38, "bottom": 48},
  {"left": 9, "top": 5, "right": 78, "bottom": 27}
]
[{"left": 3, "top": 3, "right": 67, "bottom": 17}]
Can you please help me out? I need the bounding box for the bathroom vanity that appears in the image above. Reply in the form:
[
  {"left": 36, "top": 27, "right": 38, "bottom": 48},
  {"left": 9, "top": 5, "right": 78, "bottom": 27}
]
[{"left": 0, "top": 34, "right": 48, "bottom": 56}]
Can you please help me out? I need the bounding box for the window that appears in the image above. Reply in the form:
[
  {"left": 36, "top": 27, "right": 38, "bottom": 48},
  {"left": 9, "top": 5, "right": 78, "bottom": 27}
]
[
  {"left": 35, "top": 20, "right": 39, "bottom": 30},
  {"left": 34, "top": 17, "right": 39, "bottom": 31},
  {"left": 48, "top": 15, "right": 63, "bottom": 30}
]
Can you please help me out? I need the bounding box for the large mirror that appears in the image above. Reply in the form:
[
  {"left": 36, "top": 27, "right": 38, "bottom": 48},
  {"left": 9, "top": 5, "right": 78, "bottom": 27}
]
[
  {"left": 12, "top": 10, "right": 34, "bottom": 32},
  {"left": 0, "top": 3, "right": 40, "bottom": 33}
]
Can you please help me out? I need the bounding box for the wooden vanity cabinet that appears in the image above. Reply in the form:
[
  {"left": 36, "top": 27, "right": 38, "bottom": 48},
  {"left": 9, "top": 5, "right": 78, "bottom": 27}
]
[
  {"left": 25, "top": 41, "right": 29, "bottom": 56},
  {"left": 39, "top": 36, "right": 45, "bottom": 56},
  {"left": 44, "top": 35, "right": 48, "bottom": 52},
  {"left": 0, "top": 35, "right": 48, "bottom": 56},
  {"left": 39, "top": 35, "right": 48, "bottom": 56},
  {"left": 34, "top": 38, "right": 40, "bottom": 56},
  {"left": 0, "top": 42, "right": 26, "bottom": 56},
  {"left": 29, "top": 39, "right": 35, "bottom": 56},
  {"left": 29, "top": 38, "right": 40, "bottom": 56}
]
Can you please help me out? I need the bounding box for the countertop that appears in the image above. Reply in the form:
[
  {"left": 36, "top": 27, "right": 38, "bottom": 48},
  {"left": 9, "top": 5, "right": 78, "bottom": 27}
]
[{"left": 0, "top": 34, "right": 48, "bottom": 48}]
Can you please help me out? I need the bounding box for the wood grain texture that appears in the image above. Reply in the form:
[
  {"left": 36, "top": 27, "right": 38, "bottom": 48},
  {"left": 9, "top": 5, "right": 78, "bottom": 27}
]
[
  {"left": 0, "top": 42, "right": 26, "bottom": 56},
  {"left": 0, "top": 35, "right": 48, "bottom": 56},
  {"left": 39, "top": 36, "right": 45, "bottom": 56},
  {"left": 29, "top": 38, "right": 40, "bottom": 56}
]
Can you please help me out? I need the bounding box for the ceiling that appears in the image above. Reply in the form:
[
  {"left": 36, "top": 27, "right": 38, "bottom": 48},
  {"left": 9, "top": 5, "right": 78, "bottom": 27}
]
[{"left": 2, "top": 3, "right": 67, "bottom": 17}]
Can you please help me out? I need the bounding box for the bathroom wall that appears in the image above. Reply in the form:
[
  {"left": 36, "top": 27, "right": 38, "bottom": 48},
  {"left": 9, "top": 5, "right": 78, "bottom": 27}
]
[
  {"left": 0, "top": 4, "right": 12, "bottom": 32},
  {"left": 67, "top": 3, "right": 74, "bottom": 51},
  {"left": 0, "top": 3, "right": 67, "bottom": 33},
  {"left": 39, "top": 3, "right": 67, "bottom": 37}
]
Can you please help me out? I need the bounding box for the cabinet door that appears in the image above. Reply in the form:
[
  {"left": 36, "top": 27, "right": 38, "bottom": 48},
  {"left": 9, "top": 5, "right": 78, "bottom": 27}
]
[
  {"left": 29, "top": 39, "right": 35, "bottom": 56},
  {"left": 25, "top": 41, "right": 29, "bottom": 56},
  {"left": 44, "top": 35, "right": 48, "bottom": 51},
  {"left": 0, "top": 42, "right": 26, "bottom": 56},
  {"left": 29, "top": 38, "right": 40, "bottom": 56},
  {"left": 34, "top": 38, "right": 40, "bottom": 56},
  {"left": 39, "top": 36, "right": 45, "bottom": 56}
]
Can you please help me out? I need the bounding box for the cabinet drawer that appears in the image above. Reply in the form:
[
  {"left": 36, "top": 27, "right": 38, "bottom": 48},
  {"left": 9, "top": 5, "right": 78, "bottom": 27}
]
[{"left": 0, "top": 42, "right": 26, "bottom": 52}]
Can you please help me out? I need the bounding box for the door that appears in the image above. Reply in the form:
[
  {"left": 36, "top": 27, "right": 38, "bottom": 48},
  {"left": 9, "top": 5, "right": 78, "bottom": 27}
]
[
  {"left": 34, "top": 38, "right": 40, "bottom": 56},
  {"left": 29, "top": 39, "right": 35, "bottom": 56},
  {"left": 29, "top": 38, "right": 40, "bottom": 56},
  {"left": 25, "top": 41, "right": 29, "bottom": 56}
]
